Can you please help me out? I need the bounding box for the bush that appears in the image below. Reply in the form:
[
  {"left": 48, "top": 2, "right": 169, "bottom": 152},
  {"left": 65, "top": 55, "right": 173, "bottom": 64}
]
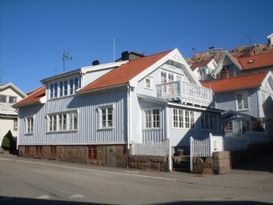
[{"left": 1, "top": 130, "right": 13, "bottom": 150}]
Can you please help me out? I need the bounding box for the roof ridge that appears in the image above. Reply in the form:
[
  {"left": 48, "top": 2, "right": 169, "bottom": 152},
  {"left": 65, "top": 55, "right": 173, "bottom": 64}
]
[
  {"left": 237, "top": 50, "right": 273, "bottom": 59},
  {"left": 128, "top": 49, "right": 173, "bottom": 62}
]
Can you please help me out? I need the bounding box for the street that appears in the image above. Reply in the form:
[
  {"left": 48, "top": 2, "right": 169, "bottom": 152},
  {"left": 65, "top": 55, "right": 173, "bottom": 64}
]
[{"left": 0, "top": 155, "right": 273, "bottom": 205}]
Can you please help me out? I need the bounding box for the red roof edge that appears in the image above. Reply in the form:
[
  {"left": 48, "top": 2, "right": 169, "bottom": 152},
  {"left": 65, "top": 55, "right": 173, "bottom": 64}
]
[{"left": 13, "top": 87, "right": 45, "bottom": 108}]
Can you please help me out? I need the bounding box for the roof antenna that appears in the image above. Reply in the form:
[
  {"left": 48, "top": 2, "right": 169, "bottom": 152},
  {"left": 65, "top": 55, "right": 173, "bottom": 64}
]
[
  {"left": 246, "top": 34, "right": 252, "bottom": 46},
  {"left": 62, "top": 50, "right": 72, "bottom": 72},
  {"left": 113, "top": 37, "right": 116, "bottom": 62}
]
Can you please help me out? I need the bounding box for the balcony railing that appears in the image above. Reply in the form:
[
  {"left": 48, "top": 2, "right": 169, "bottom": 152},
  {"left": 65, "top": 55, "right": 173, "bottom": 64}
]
[{"left": 156, "top": 81, "right": 213, "bottom": 106}]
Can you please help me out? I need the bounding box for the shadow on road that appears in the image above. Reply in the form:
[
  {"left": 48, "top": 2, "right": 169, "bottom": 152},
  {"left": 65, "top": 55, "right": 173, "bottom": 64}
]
[
  {"left": 0, "top": 196, "right": 272, "bottom": 205},
  {"left": 232, "top": 150, "right": 273, "bottom": 173}
]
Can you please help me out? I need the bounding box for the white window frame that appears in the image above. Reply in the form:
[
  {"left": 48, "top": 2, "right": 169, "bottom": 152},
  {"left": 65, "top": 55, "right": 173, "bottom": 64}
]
[
  {"left": 236, "top": 92, "right": 249, "bottom": 111},
  {"left": 98, "top": 105, "right": 114, "bottom": 129},
  {"left": 173, "top": 108, "right": 195, "bottom": 129},
  {"left": 144, "top": 77, "right": 153, "bottom": 90},
  {"left": 25, "top": 116, "right": 34, "bottom": 134},
  {"left": 47, "top": 110, "right": 78, "bottom": 133},
  {"left": 143, "top": 108, "right": 161, "bottom": 130},
  {"left": 14, "top": 118, "right": 18, "bottom": 131}
]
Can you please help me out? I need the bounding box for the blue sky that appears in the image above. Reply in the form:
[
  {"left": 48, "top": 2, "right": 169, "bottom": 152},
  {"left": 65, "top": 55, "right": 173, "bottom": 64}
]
[{"left": 0, "top": 0, "right": 273, "bottom": 92}]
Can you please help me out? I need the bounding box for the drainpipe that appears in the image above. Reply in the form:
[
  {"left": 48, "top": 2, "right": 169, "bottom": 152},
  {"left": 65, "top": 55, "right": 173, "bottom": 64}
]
[
  {"left": 127, "top": 85, "right": 131, "bottom": 153},
  {"left": 166, "top": 106, "right": 172, "bottom": 171}
]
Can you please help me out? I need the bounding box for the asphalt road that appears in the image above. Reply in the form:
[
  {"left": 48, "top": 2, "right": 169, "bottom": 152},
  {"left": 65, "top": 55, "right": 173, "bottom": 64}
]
[{"left": 0, "top": 155, "right": 273, "bottom": 205}]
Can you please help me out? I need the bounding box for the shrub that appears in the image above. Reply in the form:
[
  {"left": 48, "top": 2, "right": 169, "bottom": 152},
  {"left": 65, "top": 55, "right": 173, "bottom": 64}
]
[{"left": 1, "top": 130, "right": 13, "bottom": 150}]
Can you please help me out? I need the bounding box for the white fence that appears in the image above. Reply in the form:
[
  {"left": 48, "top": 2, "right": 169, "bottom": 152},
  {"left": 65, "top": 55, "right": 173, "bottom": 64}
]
[
  {"left": 130, "top": 140, "right": 169, "bottom": 157},
  {"left": 190, "top": 133, "right": 223, "bottom": 172}
]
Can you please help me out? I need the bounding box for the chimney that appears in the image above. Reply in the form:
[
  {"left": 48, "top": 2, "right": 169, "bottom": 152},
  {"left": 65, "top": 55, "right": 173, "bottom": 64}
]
[
  {"left": 267, "top": 33, "right": 273, "bottom": 46},
  {"left": 92, "top": 60, "right": 100, "bottom": 66},
  {"left": 121, "top": 51, "right": 129, "bottom": 61}
]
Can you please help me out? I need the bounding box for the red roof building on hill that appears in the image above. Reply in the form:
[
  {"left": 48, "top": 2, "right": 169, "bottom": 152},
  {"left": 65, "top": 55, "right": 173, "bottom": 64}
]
[
  {"left": 236, "top": 52, "right": 273, "bottom": 70},
  {"left": 202, "top": 72, "right": 268, "bottom": 93}
]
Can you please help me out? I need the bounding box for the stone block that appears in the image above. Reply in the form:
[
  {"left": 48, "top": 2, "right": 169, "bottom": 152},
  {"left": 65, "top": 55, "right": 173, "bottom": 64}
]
[
  {"left": 213, "top": 151, "right": 230, "bottom": 160},
  {"left": 42, "top": 146, "right": 50, "bottom": 158},
  {"left": 202, "top": 167, "right": 213, "bottom": 175},
  {"left": 18, "top": 146, "right": 25, "bottom": 156},
  {"left": 213, "top": 159, "right": 231, "bottom": 169}
]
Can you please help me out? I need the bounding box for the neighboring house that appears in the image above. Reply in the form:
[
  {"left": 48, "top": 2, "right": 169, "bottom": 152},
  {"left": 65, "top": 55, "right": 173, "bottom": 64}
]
[
  {"left": 202, "top": 71, "right": 273, "bottom": 136},
  {"left": 0, "top": 83, "right": 26, "bottom": 144},
  {"left": 212, "top": 50, "right": 273, "bottom": 80},
  {"left": 189, "top": 58, "right": 218, "bottom": 81},
  {"left": 14, "top": 49, "right": 222, "bottom": 166}
]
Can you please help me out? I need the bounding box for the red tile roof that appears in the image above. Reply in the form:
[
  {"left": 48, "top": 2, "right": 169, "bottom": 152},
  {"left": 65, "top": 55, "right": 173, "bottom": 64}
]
[
  {"left": 202, "top": 72, "right": 267, "bottom": 93},
  {"left": 236, "top": 52, "right": 273, "bottom": 70},
  {"left": 190, "top": 59, "right": 211, "bottom": 70},
  {"left": 80, "top": 50, "right": 171, "bottom": 93},
  {"left": 13, "top": 87, "right": 45, "bottom": 108}
]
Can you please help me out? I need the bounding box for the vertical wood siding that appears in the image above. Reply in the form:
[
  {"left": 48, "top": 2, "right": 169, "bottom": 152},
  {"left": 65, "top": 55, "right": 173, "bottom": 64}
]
[{"left": 18, "top": 88, "right": 127, "bottom": 145}]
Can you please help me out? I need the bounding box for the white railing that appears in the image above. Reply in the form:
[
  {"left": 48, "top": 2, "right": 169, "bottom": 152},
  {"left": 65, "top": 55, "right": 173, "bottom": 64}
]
[
  {"left": 156, "top": 81, "right": 213, "bottom": 106},
  {"left": 190, "top": 133, "right": 223, "bottom": 172},
  {"left": 131, "top": 140, "right": 169, "bottom": 157},
  {"left": 0, "top": 103, "right": 16, "bottom": 112}
]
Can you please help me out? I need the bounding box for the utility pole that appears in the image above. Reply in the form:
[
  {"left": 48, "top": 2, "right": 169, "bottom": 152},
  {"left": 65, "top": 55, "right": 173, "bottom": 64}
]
[{"left": 62, "top": 50, "right": 72, "bottom": 71}]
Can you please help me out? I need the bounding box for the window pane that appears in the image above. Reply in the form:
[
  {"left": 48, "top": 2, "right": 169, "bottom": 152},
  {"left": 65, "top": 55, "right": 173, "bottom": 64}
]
[
  {"left": 185, "top": 110, "right": 189, "bottom": 128},
  {"left": 243, "top": 94, "right": 248, "bottom": 109},
  {"left": 50, "top": 84, "right": 54, "bottom": 98},
  {"left": 60, "top": 81, "right": 63, "bottom": 97},
  {"left": 70, "top": 79, "right": 74, "bottom": 95},
  {"left": 237, "top": 94, "right": 242, "bottom": 109},
  {"left": 74, "top": 114, "right": 78, "bottom": 130},
  {"left": 54, "top": 83, "right": 58, "bottom": 98},
  {"left": 0, "top": 95, "right": 6, "bottom": 103},
  {"left": 64, "top": 80, "right": 68, "bottom": 96},
  {"left": 9, "top": 96, "right": 17, "bottom": 103}
]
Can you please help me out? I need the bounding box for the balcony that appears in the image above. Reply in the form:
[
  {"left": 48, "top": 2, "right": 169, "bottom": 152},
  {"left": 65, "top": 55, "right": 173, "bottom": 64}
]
[{"left": 156, "top": 81, "right": 213, "bottom": 106}]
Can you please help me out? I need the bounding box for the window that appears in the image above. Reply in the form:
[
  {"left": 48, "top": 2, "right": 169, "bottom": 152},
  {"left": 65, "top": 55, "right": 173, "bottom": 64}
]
[
  {"left": 50, "top": 84, "right": 54, "bottom": 99},
  {"left": 98, "top": 106, "right": 113, "bottom": 129},
  {"left": 70, "top": 78, "right": 74, "bottom": 95},
  {"left": 59, "top": 114, "right": 67, "bottom": 131},
  {"left": 74, "top": 77, "right": 79, "bottom": 92},
  {"left": 173, "top": 109, "right": 194, "bottom": 129},
  {"left": 54, "top": 82, "right": 58, "bottom": 98},
  {"left": 14, "top": 119, "right": 18, "bottom": 131},
  {"left": 144, "top": 77, "right": 152, "bottom": 89},
  {"left": 201, "top": 112, "right": 219, "bottom": 130},
  {"left": 224, "top": 121, "right": 233, "bottom": 132},
  {"left": 48, "top": 111, "right": 78, "bottom": 132},
  {"left": 161, "top": 72, "right": 167, "bottom": 84},
  {"left": 0, "top": 95, "right": 6, "bottom": 103},
  {"left": 26, "top": 116, "right": 34, "bottom": 134},
  {"left": 9, "top": 96, "right": 17, "bottom": 103},
  {"left": 236, "top": 92, "right": 249, "bottom": 110},
  {"left": 144, "top": 109, "right": 160, "bottom": 129},
  {"left": 64, "top": 80, "right": 68, "bottom": 96},
  {"left": 59, "top": 81, "right": 63, "bottom": 97}
]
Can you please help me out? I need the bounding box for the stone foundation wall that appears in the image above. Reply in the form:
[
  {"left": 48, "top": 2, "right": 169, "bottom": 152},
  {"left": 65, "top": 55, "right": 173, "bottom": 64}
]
[
  {"left": 18, "top": 145, "right": 128, "bottom": 168},
  {"left": 192, "top": 151, "right": 231, "bottom": 175},
  {"left": 128, "top": 155, "right": 168, "bottom": 171}
]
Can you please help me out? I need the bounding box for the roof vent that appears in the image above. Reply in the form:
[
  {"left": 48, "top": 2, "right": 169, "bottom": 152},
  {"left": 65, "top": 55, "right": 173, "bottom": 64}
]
[
  {"left": 248, "top": 59, "right": 254, "bottom": 64},
  {"left": 121, "top": 51, "right": 129, "bottom": 61},
  {"left": 92, "top": 60, "right": 100, "bottom": 66}
]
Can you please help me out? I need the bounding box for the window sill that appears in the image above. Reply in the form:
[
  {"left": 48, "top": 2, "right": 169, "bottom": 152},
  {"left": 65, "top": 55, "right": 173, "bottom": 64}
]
[
  {"left": 46, "top": 130, "right": 78, "bottom": 134},
  {"left": 25, "top": 133, "right": 33, "bottom": 136},
  {"left": 48, "top": 94, "right": 76, "bottom": 101},
  {"left": 173, "top": 127, "right": 194, "bottom": 130},
  {"left": 97, "top": 127, "right": 114, "bottom": 131},
  {"left": 144, "top": 87, "right": 153, "bottom": 90},
  {"left": 142, "top": 128, "right": 161, "bottom": 131}
]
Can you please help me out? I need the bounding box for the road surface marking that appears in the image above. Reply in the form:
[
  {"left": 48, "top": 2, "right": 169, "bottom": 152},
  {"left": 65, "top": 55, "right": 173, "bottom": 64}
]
[
  {"left": 36, "top": 195, "right": 50, "bottom": 199},
  {"left": 68, "top": 194, "right": 85, "bottom": 199}
]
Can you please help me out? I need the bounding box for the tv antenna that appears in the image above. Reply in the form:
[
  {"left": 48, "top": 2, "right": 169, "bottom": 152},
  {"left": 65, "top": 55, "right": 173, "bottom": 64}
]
[
  {"left": 246, "top": 34, "right": 252, "bottom": 46},
  {"left": 62, "top": 50, "right": 72, "bottom": 71},
  {"left": 113, "top": 37, "right": 116, "bottom": 61}
]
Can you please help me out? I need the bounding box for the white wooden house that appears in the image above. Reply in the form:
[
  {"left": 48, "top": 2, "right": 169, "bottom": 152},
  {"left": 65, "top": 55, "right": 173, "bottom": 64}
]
[
  {"left": 14, "top": 49, "right": 222, "bottom": 167},
  {"left": 0, "top": 83, "right": 26, "bottom": 144}
]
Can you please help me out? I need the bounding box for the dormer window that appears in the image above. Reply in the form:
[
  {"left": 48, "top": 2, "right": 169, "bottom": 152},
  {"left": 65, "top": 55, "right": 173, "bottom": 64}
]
[{"left": 49, "top": 76, "right": 81, "bottom": 99}]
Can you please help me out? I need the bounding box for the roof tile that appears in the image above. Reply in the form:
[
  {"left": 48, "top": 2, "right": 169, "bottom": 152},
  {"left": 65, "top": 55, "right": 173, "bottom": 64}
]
[
  {"left": 13, "top": 87, "right": 45, "bottom": 108},
  {"left": 202, "top": 72, "right": 267, "bottom": 93}
]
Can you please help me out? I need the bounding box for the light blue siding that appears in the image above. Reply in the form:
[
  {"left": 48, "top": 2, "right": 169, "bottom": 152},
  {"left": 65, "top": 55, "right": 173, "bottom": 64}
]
[
  {"left": 19, "top": 87, "right": 127, "bottom": 145},
  {"left": 215, "top": 89, "right": 259, "bottom": 117}
]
